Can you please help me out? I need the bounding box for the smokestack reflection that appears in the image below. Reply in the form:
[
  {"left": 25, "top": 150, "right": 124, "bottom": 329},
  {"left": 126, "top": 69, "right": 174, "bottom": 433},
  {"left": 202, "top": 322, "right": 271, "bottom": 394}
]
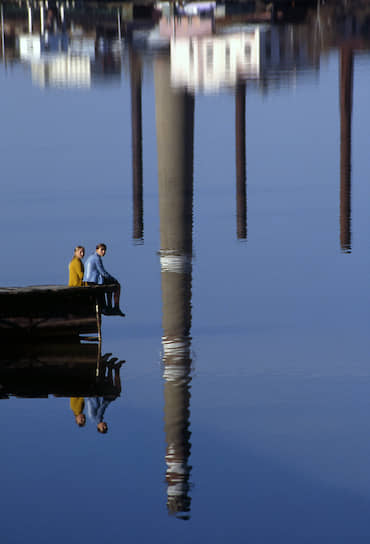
[
  {"left": 339, "top": 46, "right": 353, "bottom": 253},
  {"left": 129, "top": 47, "right": 144, "bottom": 242},
  {"left": 155, "top": 55, "right": 194, "bottom": 519},
  {"left": 235, "top": 81, "right": 247, "bottom": 240}
]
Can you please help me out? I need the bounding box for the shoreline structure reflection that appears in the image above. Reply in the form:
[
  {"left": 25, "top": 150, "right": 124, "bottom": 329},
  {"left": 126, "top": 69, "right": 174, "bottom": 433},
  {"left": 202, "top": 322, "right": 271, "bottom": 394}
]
[{"left": 0, "top": 1, "right": 363, "bottom": 250}]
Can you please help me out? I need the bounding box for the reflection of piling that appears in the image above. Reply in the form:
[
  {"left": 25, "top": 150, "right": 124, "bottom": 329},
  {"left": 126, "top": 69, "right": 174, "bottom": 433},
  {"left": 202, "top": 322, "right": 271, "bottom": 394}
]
[
  {"left": 1, "top": 5, "right": 5, "bottom": 61},
  {"left": 40, "top": 2, "right": 44, "bottom": 34},
  {"left": 155, "top": 58, "right": 194, "bottom": 257},
  {"left": 27, "top": 2, "right": 32, "bottom": 33},
  {"left": 129, "top": 48, "right": 143, "bottom": 242},
  {"left": 235, "top": 81, "right": 247, "bottom": 240},
  {"left": 163, "top": 359, "right": 192, "bottom": 518},
  {"left": 339, "top": 46, "right": 353, "bottom": 253},
  {"left": 155, "top": 56, "right": 194, "bottom": 519}
]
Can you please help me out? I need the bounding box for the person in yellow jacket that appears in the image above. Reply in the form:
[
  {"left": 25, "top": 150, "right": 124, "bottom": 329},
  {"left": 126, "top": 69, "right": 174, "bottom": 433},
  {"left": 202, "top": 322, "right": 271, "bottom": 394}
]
[
  {"left": 70, "top": 397, "right": 86, "bottom": 427},
  {"left": 68, "top": 246, "right": 85, "bottom": 286}
]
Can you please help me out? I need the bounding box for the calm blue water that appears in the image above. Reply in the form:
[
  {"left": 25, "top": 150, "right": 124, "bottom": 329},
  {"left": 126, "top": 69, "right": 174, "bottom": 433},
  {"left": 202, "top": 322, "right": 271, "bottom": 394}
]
[{"left": 1, "top": 6, "right": 370, "bottom": 542}]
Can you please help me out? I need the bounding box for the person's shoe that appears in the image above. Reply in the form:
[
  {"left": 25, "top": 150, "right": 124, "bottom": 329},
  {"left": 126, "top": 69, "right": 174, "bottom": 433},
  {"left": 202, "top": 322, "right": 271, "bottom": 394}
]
[{"left": 112, "top": 307, "right": 126, "bottom": 317}]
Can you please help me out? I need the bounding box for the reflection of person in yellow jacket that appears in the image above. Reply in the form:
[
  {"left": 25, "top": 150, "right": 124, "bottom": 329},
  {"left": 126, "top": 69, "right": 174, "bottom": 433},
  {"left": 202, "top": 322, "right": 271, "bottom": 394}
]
[
  {"left": 70, "top": 397, "right": 86, "bottom": 427},
  {"left": 68, "top": 246, "right": 85, "bottom": 286}
]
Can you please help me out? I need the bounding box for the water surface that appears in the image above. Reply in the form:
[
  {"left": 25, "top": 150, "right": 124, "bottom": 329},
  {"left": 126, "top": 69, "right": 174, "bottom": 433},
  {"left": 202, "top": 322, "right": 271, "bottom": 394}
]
[{"left": 1, "top": 2, "right": 370, "bottom": 541}]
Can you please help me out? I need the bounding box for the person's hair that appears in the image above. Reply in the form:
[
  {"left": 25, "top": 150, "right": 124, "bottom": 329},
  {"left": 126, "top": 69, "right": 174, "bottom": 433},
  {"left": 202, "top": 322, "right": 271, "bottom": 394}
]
[
  {"left": 74, "top": 245, "right": 85, "bottom": 255},
  {"left": 96, "top": 243, "right": 107, "bottom": 251},
  {"left": 75, "top": 414, "right": 86, "bottom": 427}
]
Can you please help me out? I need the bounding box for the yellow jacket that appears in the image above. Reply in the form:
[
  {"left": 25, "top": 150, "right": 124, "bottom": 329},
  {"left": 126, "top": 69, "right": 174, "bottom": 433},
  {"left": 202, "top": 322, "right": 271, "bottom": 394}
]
[
  {"left": 68, "top": 257, "right": 84, "bottom": 286},
  {"left": 70, "top": 397, "right": 85, "bottom": 416}
]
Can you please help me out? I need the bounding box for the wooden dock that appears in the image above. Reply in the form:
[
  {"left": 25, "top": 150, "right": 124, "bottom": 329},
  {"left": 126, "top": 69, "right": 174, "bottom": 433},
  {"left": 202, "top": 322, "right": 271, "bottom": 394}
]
[{"left": 0, "top": 284, "right": 118, "bottom": 340}]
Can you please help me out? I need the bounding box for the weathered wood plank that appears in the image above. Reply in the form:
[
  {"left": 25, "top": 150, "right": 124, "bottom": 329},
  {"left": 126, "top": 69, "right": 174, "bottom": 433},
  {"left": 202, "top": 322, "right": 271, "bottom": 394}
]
[{"left": 0, "top": 284, "right": 116, "bottom": 296}]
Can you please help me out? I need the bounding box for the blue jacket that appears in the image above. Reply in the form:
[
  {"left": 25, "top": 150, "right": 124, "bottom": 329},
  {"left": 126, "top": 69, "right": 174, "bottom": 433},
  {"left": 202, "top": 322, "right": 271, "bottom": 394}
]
[
  {"left": 86, "top": 397, "right": 111, "bottom": 423},
  {"left": 84, "top": 253, "right": 113, "bottom": 284}
]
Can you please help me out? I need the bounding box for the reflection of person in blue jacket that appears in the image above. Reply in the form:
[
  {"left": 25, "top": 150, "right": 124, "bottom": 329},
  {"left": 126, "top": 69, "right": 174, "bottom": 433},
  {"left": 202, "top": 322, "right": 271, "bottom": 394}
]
[
  {"left": 86, "top": 397, "right": 111, "bottom": 433},
  {"left": 84, "top": 243, "right": 124, "bottom": 316},
  {"left": 81, "top": 357, "right": 123, "bottom": 434}
]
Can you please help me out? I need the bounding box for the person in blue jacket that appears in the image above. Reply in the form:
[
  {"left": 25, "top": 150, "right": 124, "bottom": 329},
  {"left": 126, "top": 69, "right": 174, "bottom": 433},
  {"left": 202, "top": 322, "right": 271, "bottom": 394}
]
[
  {"left": 86, "top": 397, "right": 111, "bottom": 433},
  {"left": 84, "top": 243, "right": 124, "bottom": 316}
]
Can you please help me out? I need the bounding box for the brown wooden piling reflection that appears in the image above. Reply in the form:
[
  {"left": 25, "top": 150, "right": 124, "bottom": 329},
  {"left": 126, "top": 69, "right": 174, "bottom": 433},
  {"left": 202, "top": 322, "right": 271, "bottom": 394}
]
[
  {"left": 129, "top": 47, "right": 144, "bottom": 242},
  {"left": 155, "top": 56, "right": 194, "bottom": 519},
  {"left": 235, "top": 81, "right": 247, "bottom": 240},
  {"left": 339, "top": 46, "right": 353, "bottom": 253}
]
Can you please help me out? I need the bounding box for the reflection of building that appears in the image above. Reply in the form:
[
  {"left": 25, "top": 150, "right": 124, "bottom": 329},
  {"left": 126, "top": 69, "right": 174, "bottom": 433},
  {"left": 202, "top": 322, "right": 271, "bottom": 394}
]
[
  {"left": 155, "top": 56, "right": 194, "bottom": 519},
  {"left": 17, "top": 32, "right": 121, "bottom": 88},
  {"left": 170, "top": 24, "right": 319, "bottom": 92},
  {"left": 19, "top": 33, "right": 69, "bottom": 59},
  {"left": 19, "top": 33, "right": 92, "bottom": 88},
  {"left": 30, "top": 54, "right": 92, "bottom": 88},
  {"left": 171, "top": 26, "right": 263, "bottom": 91},
  {"left": 159, "top": 15, "right": 213, "bottom": 38}
]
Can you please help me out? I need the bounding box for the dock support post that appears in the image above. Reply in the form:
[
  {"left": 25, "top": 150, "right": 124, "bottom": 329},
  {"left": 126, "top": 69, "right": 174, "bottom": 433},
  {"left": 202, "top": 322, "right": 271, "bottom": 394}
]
[{"left": 96, "top": 301, "right": 102, "bottom": 343}]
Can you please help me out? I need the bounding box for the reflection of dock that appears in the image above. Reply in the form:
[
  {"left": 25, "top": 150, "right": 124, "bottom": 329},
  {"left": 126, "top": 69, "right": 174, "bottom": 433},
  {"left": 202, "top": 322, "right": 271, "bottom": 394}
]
[
  {"left": 0, "top": 341, "right": 124, "bottom": 399},
  {"left": 0, "top": 284, "right": 118, "bottom": 339}
]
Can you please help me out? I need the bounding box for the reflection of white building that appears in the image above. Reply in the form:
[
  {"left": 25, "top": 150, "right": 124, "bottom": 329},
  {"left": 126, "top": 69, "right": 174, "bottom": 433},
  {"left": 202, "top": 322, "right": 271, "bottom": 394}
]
[
  {"left": 19, "top": 33, "right": 93, "bottom": 87},
  {"left": 30, "top": 55, "right": 92, "bottom": 88},
  {"left": 19, "top": 35, "right": 43, "bottom": 59},
  {"left": 19, "top": 33, "right": 71, "bottom": 60},
  {"left": 171, "top": 26, "right": 264, "bottom": 91},
  {"left": 170, "top": 25, "right": 318, "bottom": 92},
  {"left": 18, "top": 34, "right": 121, "bottom": 88}
]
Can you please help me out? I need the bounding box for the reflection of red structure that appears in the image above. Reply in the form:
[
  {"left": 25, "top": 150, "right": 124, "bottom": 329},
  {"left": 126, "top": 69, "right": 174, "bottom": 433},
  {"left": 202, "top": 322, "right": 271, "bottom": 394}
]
[
  {"left": 129, "top": 48, "right": 144, "bottom": 242},
  {"left": 339, "top": 46, "right": 353, "bottom": 253},
  {"left": 235, "top": 81, "right": 247, "bottom": 240},
  {"left": 159, "top": 16, "right": 213, "bottom": 38}
]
